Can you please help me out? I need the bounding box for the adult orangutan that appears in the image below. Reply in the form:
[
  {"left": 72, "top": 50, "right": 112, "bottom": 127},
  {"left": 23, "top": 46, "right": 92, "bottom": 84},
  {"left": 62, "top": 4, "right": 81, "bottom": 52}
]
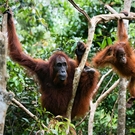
[{"left": 6, "top": 10, "right": 99, "bottom": 119}]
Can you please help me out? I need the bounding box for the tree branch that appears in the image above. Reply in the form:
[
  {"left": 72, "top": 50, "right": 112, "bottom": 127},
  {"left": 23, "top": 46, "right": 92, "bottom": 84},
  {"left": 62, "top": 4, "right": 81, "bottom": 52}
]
[
  {"left": 96, "top": 79, "right": 120, "bottom": 107},
  {"left": 12, "top": 98, "right": 47, "bottom": 129},
  {"left": 68, "top": 0, "right": 91, "bottom": 24},
  {"left": 104, "top": 4, "right": 118, "bottom": 14},
  {"left": 96, "top": 69, "right": 113, "bottom": 91},
  {"left": 93, "top": 13, "right": 135, "bottom": 25},
  {"left": 88, "top": 79, "right": 120, "bottom": 135}
]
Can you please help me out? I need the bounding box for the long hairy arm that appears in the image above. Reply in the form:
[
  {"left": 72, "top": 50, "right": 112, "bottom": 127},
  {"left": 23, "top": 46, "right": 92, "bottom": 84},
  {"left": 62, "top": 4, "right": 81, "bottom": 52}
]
[
  {"left": 7, "top": 11, "right": 39, "bottom": 72},
  {"left": 117, "top": 19, "right": 128, "bottom": 42}
]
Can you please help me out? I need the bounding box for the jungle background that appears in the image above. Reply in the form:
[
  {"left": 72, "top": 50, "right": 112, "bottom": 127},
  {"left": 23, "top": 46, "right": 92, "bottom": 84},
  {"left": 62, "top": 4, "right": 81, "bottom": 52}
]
[{"left": 1, "top": 0, "right": 135, "bottom": 134}]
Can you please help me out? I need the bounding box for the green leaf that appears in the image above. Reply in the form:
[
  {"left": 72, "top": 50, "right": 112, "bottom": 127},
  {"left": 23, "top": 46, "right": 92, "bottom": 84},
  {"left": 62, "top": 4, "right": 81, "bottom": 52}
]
[
  {"left": 130, "top": 128, "right": 135, "bottom": 133},
  {"left": 101, "top": 37, "right": 107, "bottom": 49},
  {"left": 38, "top": 18, "right": 48, "bottom": 27},
  {"left": 0, "top": 7, "right": 5, "bottom": 13},
  {"left": 107, "top": 37, "right": 112, "bottom": 45},
  {"left": 35, "top": 8, "right": 40, "bottom": 17}
]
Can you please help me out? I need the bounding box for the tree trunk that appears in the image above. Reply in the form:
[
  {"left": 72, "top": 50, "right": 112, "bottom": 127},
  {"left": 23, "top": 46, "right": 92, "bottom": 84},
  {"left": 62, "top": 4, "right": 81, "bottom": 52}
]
[
  {"left": 0, "top": 13, "right": 14, "bottom": 135},
  {"left": 117, "top": 78, "right": 127, "bottom": 135},
  {"left": 117, "top": 0, "right": 132, "bottom": 134}
]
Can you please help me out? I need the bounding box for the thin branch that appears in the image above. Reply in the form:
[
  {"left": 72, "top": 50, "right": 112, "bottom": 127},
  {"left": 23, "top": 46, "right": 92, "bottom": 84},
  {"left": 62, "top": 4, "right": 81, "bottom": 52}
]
[
  {"left": 75, "top": 111, "right": 89, "bottom": 127},
  {"left": 12, "top": 98, "right": 38, "bottom": 120},
  {"left": 88, "top": 79, "right": 120, "bottom": 135},
  {"left": 96, "top": 69, "right": 112, "bottom": 91},
  {"left": 6, "top": 0, "right": 9, "bottom": 8},
  {"left": 92, "top": 69, "right": 113, "bottom": 97},
  {"left": 96, "top": 79, "right": 120, "bottom": 107},
  {"left": 104, "top": 4, "right": 118, "bottom": 14},
  {"left": 102, "top": 73, "right": 115, "bottom": 94},
  {"left": 12, "top": 98, "right": 47, "bottom": 129},
  {"left": 68, "top": 0, "right": 91, "bottom": 24}
]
